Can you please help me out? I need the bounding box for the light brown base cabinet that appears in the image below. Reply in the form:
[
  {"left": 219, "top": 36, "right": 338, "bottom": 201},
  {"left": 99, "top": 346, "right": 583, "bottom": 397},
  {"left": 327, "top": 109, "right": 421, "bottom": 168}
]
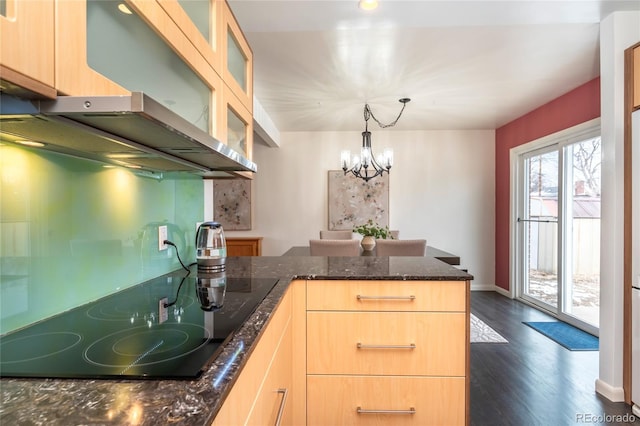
[
  {"left": 212, "top": 285, "right": 293, "bottom": 426},
  {"left": 212, "top": 279, "right": 469, "bottom": 425},
  {"left": 305, "top": 280, "right": 469, "bottom": 425}
]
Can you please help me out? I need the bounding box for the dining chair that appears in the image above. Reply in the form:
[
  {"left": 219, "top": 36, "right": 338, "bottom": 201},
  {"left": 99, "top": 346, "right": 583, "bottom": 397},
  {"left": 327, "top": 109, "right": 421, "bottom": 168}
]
[
  {"left": 319, "top": 230, "right": 353, "bottom": 240},
  {"left": 375, "top": 239, "right": 427, "bottom": 256},
  {"left": 309, "top": 239, "right": 360, "bottom": 256}
]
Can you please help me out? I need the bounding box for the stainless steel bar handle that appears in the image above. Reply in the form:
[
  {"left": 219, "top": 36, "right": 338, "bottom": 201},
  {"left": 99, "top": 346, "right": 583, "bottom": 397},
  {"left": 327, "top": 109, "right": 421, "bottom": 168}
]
[
  {"left": 356, "top": 407, "right": 416, "bottom": 415},
  {"left": 356, "top": 295, "right": 415, "bottom": 301},
  {"left": 274, "top": 388, "right": 288, "bottom": 426},
  {"left": 357, "top": 343, "right": 416, "bottom": 349}
]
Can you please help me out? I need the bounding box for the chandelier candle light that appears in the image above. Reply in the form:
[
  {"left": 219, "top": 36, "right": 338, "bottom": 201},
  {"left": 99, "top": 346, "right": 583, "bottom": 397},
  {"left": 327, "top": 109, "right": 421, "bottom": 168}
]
[{"left": 341, "top": 98, "right": 410, "bottom": 182}]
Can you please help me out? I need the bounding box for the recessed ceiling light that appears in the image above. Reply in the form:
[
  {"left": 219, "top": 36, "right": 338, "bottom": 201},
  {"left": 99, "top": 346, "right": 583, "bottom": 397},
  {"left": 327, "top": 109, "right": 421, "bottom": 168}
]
[
  {"left": 16, "top": 140, "right": 46, "bottom": 148},
  {"left": 358, "top": 0, "right": 378, "bottom": 10},
  {"left": 118, "top": 3, "right": 132, "bottom": 14}
]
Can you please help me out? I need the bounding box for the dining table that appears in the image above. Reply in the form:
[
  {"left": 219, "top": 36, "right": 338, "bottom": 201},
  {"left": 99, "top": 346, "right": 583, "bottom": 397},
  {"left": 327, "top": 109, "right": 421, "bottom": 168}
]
[{"left": 282, "top": 245, "right": 461, "bottom": 266}]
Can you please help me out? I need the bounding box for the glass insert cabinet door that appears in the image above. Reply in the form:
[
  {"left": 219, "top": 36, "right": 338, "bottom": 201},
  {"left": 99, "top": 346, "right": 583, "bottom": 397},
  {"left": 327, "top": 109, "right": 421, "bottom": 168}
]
[
  {"left": 86, "top": 1, "right": 211, "bottom": 134},
  {"left": 227, "top": 106, "right": 247, "bottom": 157},
  {"left": 227, "top": 30, "right": 247, "bottom": 92},
  {"left": 178, "top": 0, "right": 210, "bottom": 42}
]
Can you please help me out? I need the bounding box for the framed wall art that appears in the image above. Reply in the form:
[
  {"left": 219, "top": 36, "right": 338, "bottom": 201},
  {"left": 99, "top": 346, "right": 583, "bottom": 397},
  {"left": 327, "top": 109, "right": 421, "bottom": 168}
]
[
  {"left": 327, "top": 170, "right": 389, "bottom": 231},
  {"left": 213, "top": 179, "right": 251, "bottom": 230}
]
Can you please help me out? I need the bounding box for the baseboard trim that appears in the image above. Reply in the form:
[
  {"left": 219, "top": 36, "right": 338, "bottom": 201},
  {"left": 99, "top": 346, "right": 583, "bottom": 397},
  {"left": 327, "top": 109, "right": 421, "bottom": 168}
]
[
  {"left": 633, "top": 404, "right": 640, "bottom": 417},
  {"left": 469, "top": 284, "right": 512, "bottom": 297},
  {"left": 470, "top": 283, "right": 496, "bottom": 291},
  {"left": 595, "top": 379, "right": 625, "bottom": 402},
  {"left": 493, "top": 286, "right": 512, "bottom": 298}
]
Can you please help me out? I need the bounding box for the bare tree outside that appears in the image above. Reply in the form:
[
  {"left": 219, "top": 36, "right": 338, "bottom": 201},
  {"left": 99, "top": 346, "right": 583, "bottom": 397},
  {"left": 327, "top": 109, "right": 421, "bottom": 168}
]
[{"left": 572, "top": 137, "right": 601, "bottom": 196}]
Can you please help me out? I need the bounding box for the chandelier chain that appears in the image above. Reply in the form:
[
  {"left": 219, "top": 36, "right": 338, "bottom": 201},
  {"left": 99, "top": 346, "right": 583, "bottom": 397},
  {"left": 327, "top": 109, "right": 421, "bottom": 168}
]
[{"left": 363, "top": 99, "right": 409, "bottom": 129}]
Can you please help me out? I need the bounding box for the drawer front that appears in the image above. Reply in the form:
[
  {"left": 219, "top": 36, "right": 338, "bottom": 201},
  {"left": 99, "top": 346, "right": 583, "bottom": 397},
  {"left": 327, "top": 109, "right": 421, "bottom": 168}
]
[
  {"left": 307, "top": 375, "right": 466, "bottom": 426},
  {"left": 307, "top": 311, "right": 466, "bottom": 376},
  {"left": 246, "top": 315, "right": 293, "bottom": 426},
  {"left": 306, "top": 280, "right": 466, "bottom": 312}
]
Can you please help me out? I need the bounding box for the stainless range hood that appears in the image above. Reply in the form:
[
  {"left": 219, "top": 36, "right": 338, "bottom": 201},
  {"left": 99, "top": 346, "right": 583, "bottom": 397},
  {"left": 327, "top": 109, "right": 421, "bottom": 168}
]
[{"left": 0, "top": 92, "right": 257, "bottom": 175}]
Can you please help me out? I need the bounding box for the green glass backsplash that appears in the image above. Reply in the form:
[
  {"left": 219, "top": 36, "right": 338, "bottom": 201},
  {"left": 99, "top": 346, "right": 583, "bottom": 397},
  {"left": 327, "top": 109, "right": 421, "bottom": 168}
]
[{"left": 0, "top": 145, "right": 203, "bottom": 334}]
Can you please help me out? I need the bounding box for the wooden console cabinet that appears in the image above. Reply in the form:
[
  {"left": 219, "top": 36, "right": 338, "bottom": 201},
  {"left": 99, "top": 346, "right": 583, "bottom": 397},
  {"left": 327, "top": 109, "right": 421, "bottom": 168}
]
[{"left": 226, "top": 237, "right": 262, "bottom": 256}]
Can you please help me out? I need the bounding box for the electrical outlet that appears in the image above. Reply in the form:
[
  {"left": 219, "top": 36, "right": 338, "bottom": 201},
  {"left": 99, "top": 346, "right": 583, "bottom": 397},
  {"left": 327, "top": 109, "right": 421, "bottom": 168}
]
[
  {"left": 158, "top": 225, "right": 168, "bottom": 251},
  {"left": 158, "top": 298, "right": 168, "bottom": 324}
]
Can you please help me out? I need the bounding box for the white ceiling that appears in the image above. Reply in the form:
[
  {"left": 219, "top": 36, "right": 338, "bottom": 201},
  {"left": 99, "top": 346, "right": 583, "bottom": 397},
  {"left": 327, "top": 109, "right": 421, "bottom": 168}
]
[{"left": 228, "top": 0, "right": 640, "bottom": 133}]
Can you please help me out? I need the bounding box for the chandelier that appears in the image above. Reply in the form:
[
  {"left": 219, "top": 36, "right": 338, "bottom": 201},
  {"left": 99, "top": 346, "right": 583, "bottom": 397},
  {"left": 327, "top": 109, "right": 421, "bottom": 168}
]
[{"left": 341, "top": 98, "right": 410, "bottom": 182}]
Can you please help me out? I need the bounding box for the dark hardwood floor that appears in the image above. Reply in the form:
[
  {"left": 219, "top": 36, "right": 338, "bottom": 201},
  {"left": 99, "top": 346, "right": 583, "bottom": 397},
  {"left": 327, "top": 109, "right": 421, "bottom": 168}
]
[{"left": 470, "top": 291, "right": 638, "bottom": 425}]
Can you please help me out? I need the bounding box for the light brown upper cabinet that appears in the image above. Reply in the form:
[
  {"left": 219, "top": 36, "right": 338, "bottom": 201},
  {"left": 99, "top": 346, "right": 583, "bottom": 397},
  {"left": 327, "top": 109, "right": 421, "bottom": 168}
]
[
  {"left": 0, "top": 0, "right": 56, "bottom": 98},
  {"left": 221, "top": 1, "right": 253, "bottom": 114},
  {"left": 220, "top": 84, "right": 254, "bottom": 162},
  {"left": 55, "top": 0, "right": 127, "bottom": 96},
  {"left": 157, "top": 0, "right": 223, "bottom": 75},
  {"left": 56, "top": 0, "right": 221, "bottom": 97},
  {"left": 55, "top": 0, "right": 252, "bottom": 146},
  {"left": 2, "top": 0, "right": 253, "bottom": 162}
]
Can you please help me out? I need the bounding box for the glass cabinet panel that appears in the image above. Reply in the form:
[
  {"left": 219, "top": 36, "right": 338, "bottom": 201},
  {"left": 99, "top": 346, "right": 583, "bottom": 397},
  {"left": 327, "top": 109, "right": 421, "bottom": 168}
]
[
  {"left": 86, "top": 1, "right": 211, "bottom": 132},
  {"left": 227, "top": 107, "right": 247, "bottom": 156},
  {"left": 227, "top": 30, "right": 247, "bottom": 91},
  {"left": 178, "top": 0, "right": 210, "bottom": 42}
]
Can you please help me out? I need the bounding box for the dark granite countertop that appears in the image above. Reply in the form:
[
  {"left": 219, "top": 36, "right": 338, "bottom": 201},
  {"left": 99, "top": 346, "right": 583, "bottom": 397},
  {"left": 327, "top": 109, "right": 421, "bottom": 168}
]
[{"left": 0, "top": 255, "right": 472, "bottom": 425}]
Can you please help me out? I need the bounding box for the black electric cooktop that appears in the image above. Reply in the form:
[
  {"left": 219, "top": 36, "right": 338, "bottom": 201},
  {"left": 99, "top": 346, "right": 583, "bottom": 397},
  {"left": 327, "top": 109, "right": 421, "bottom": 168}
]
[{"left": 0, "top": 272, "right": 279, "bottom": 380}]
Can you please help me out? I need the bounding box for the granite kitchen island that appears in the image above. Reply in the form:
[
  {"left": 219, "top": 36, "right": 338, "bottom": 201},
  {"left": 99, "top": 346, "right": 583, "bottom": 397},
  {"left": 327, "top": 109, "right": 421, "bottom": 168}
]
[{"left": 0, "top": 255, "right": 472, "bottom": 425}]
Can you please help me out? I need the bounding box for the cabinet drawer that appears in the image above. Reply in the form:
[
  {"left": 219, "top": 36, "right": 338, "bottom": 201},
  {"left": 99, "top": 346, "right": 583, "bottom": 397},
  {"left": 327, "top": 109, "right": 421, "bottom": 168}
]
[
  {"left": 307, "top": 311, "right": 466, "bottom": 376},
  {"left": 307, "top": 375, "right": 466, "bottom": 426},
  {"left": 306, "top": 280, "right": 466, "bottom": 312},
  {"left": 246, "top": 313, "right": 292, "bottom": 426}
]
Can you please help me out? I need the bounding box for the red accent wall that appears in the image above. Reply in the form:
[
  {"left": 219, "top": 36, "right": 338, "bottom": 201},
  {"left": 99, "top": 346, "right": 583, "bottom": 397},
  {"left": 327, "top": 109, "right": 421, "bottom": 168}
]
[{"left": 494, "top": 78, "right": 601, "bottom": 291}]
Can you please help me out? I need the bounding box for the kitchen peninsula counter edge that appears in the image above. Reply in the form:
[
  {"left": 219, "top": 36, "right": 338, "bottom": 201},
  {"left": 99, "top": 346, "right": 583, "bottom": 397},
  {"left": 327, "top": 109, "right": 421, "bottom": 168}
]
[{"left": 0, "top": 255, "right": 472, "bottom": 425}]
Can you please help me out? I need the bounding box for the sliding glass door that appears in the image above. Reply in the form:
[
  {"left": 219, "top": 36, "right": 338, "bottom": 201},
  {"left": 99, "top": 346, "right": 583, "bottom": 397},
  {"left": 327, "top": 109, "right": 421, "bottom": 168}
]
[
  {"left": 515, "top": 130, "right": 601, "bottom": 334},
  {"left": 520, "top": 147, "right": 559, "bottom": 311},
  {"left": 562, "top": 138, "right": 601, "bottom": 328}
]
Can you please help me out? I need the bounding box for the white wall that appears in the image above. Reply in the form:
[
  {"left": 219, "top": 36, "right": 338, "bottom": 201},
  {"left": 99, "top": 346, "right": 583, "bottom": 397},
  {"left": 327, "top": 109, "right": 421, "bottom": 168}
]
[
  {"left": 597, "top": 10, "right": 640, "bottom": 402},
  {"left": 234, "top": 129, "right": 496, "bottom": 288}
]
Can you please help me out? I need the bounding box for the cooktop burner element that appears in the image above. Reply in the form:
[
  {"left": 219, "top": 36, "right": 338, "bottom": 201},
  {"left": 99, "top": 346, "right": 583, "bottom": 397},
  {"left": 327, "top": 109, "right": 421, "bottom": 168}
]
[{"left": 0, "top": 273, "right": 279, "bottom": 379}]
